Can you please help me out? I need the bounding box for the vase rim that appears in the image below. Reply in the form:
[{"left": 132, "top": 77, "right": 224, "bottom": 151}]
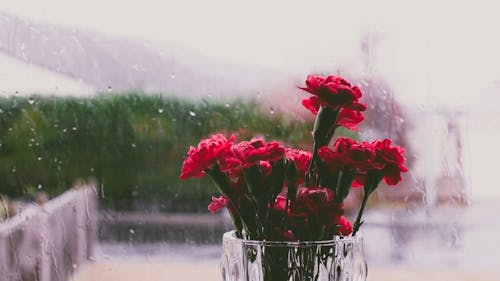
[{"left": 223, "top": 230, "right": 363, "bottom": 246}]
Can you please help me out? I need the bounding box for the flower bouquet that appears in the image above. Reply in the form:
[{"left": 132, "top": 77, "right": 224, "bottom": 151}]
[{"left": 180, "top": 75, "right": 408, "bottom": 281}]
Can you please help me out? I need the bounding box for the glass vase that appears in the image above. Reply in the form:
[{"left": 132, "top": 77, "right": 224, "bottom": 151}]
[{"left": 220, "top": 231, "right": 367, "bottom": 281}]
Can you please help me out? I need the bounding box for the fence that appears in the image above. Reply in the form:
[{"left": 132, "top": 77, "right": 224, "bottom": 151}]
[{"left": 0, "top": 186, "right": 98, "bottom": 281}]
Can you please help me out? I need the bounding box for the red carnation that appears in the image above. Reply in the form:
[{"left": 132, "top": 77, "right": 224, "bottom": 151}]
[
  {"left": 336, "top": 109, "right": 365, "bottom": 131},
  {"left": 180, "top": 134, "right": 235, "bottom": 179},
  {"left": 229, "top": 138, "right": 286, "bottom": 169},
  {"left": 335, "top": 216, "right": 353, "bottom": 236},
  {"left": 372, "top": 139, "right": 408, "bottom": 185},
  {"left": 299, "top": 75, "right": 367, "bottom": 114},
  {"left": 285, "top": 148, "right": 312, "bottom": 185},
  {"left": 291, "top": 187, "right": 343, "bottom": 226},
  {"left": 318, "top": 138, "right": 381, "bottom": 172},
  {"left": 208, "top": 196, "right": 229, "bottom": 214}
]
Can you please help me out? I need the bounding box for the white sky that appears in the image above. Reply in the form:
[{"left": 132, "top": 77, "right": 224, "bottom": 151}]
[{"left": 1, "top": 0, "right": 500, "bottom": 106}]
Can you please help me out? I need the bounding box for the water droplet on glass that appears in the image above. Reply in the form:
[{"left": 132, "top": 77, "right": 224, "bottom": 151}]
[
  {"left": 225, "top": 103, "right": 231, "bottom": 108},
  {"left": 270, "top": 107, "right": 275, "bottom": 115},
  {"left": 0, "top": 109, "right": 3, "bottom": 113},
  {"left": 72, "top": 127, "right": 77, "bottom": 131},
  {"left": 107, "top": 86, "right": 113, "bottom": 92},
  {"left": 12, "top": 167, "right": 16, "bottom": 173},
  {"left": 72, "top": 264, "right": 77, "bottom": 269},
  {"left": 63, "top": 128, "right": 67, "bottom": 133},
  {"left": 170, "top": 73, "right": 176, "bottom": 79},
  {"left": 130, "top": 143, "right": 136, "bottom": 148},
  {"left": 189, "top": 111, "right": 196, "bottom": 117},
  {"left": 158, "top": 108, "right": 164, "bottom": 114},
  {"left": 129, "top": 229, "right": 135, "bottom": 234},
  {"left": 28, "top": 97, "right": 35, "bottom": 105},
  {"left": 90, "top": 167, "right": 94, "bottom": 172},
  {"left": 54, "top": 123, "right": 59, "bottom": 128},
  {"left": 399, "top": 118, "right": 405, "bottom": 123},
  {"left": 37, "top": 157, "right": 42, "bottom": 161},
  {"left": 38, "top": 184, "right": 42, "bottom": 189}
]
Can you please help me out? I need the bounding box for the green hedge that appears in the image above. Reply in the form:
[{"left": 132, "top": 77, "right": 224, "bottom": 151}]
[{"left": 0, "top": 94, "right": 339, "bottom": 212}]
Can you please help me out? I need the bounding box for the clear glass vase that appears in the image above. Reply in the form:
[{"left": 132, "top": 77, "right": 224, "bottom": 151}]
[{"left": 220, "top": 231, "right": 367, "bottom": 281}]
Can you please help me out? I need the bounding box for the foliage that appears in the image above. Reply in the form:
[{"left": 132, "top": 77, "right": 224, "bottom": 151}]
[{"left": 0, "top": 94, "right": 321, "bottom": 212}]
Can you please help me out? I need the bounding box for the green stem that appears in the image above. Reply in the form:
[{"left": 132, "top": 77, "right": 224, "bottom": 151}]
[{"left": 353, "top": 190, "right": 370, "bottom": 236}]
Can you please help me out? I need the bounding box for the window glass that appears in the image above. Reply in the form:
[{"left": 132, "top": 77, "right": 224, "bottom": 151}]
[{"left": 1, "top": 1, "right": 499, "bottom": 280}]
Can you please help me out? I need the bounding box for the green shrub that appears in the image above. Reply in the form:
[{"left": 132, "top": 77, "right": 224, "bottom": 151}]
[{"left": 0, "top": 94, "right": 326, "bottom": 212}]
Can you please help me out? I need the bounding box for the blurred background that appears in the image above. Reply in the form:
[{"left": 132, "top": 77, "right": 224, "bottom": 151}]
[{"left": 0, "top": 1, "right": 499, "bottom": 280}]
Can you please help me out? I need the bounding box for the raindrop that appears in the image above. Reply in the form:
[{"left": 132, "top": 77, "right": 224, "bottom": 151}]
[
  {"left": 270, "top": 107, "right": 275, "bottom": 115},
  {"left": 399, "top": 118, "right": 405, "bottom": 124},
  {"left": 72, "top": 264, "right": 77, "bottom": 269},
  {"left": 107, "top": 86, "right": 113, "bottom": 92},
  {"left": 0, "top": 109, "right": 3, "bottom": 113},
  {"left": 130, "top": 143, "right": 136, "bottom": 148},
  {"left": 38, "top": 184, "right": 42, "bottom": 189},
  {"left": 54, "top": 123, "right": 59, "bottom": 128},
  {"left": 158, "top": 108, "right": 164, "bottom": 114},
  {"left": 189, "top": 111, "right": 196, "bottom": 117},
  {"left": 28, "top": 97, "right": 35, "bottom": 105},
  {"left": 90, "top": 168, "right": 94, "bottom": 172},
  {"left": 63, "top": 128, "right": 67, "bottom": 133},
  {"left": 12, "top": 166, "right": 16, "bottom": 173},
  {"left": 37, "top": 157, "right": 42, "bottom": 161},
  {"left": 225, "top": 103, "right": 231, "bottom": 108},
  {"left": 170, "top": 73, "right": 176, "bottom": 79},
  {"left": 129, "top": 229, "right": 135, "bottom": 234},
  {"left": 8, "top": 128, "right": 12, "bottom": 131},
  {"left": 172, "top": 118, "right": 177, "bottom": 122},
  {"left": 72, "top": 127, "right": 77, "bottom": 131}
]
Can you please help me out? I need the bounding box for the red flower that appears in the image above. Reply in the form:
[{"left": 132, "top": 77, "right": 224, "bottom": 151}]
[
  {"left": 319, "top": 138, "right": 382, "bottom": 172},
  {"left": 335, "top": 216, "right": 353, "bottom": 236},
  {"left": 273, "top": 194, "right": 287, "bottom": 212},
  {"left": 180, "top": 134, "right": 235, "bottom": 179},
  {"left": 299, "top": 75, "right": 367, "bottom": 114},
  {"left": 291, "top": 187, "right": 343, "bottom": 226},
  {"left": 259, "top": 161, "right": 272, "bottom": 177},
  {"left": 285, "top": 148, "right": 312, "bottom": 184},
  {"left": 229, "top": 138, "right": 286, "bottom": 169},
  {"left": 208, "top": 196, "right": 229, "bottom": 213},
  {"left": 336, "top": 109, "right": 364, "bottom": 131},
  {"left": 372, "top": 139, "right": 408, "bottom": 185}
]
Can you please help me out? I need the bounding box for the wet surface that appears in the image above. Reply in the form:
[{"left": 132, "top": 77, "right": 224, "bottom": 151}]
[{"left": 96, "top": 200, "right": 500, "bottom": 270}]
